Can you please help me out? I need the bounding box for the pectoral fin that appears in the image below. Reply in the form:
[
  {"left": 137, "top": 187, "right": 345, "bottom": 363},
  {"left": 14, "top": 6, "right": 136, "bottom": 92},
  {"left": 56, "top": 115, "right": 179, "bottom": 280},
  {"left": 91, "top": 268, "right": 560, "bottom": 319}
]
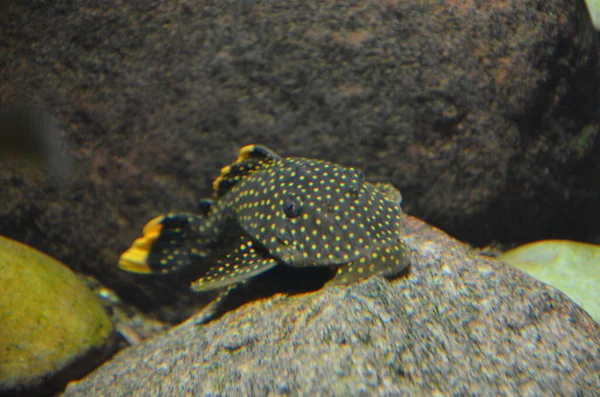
[{"left": 191, "top": 237, "right": 279, "bottom": 292}]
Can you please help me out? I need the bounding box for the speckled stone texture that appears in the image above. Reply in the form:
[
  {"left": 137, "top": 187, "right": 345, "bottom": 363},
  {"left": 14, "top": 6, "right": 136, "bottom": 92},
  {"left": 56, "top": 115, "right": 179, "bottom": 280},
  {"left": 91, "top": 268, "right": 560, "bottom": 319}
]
[
  {"left": 1, "top": 0, "right": 599, "bottom": 307},
  {"left": 61, "top": 217, "right": 600, "bottom": 396}
]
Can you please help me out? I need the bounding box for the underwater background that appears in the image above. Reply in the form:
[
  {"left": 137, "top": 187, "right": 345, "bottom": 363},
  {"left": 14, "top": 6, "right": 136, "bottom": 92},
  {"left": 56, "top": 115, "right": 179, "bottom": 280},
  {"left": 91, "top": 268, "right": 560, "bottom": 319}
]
[{"left": 1, "top": 0, "right": 599, "bottom": 396}]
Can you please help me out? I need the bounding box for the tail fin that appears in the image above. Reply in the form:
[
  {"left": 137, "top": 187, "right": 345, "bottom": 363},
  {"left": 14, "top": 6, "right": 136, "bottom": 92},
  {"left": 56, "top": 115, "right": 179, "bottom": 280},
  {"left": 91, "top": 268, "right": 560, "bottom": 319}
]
[{"left": 119, "top": 213, "right": 211, "bottom": 274}]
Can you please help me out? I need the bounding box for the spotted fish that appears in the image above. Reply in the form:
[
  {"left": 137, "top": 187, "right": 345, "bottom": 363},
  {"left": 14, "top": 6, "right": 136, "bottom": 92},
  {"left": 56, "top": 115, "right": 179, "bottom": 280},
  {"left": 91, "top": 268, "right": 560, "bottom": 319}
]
[{"left": 119, "top": 145, "right": 410, "bottom": 291}]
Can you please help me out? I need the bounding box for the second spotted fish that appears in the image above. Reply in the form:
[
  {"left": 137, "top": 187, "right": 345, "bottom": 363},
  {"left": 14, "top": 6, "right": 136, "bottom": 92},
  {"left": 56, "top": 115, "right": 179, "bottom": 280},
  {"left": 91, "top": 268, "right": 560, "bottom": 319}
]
[{"left": 119, "top": 145, "right": 410, "bottom": 291}]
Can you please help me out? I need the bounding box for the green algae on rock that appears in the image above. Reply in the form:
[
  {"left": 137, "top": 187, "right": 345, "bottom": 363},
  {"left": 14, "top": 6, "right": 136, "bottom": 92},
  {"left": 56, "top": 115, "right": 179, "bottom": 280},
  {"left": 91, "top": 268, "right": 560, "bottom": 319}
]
[
  {"left": 119, "top": 144, "right": 410, "bottom": 292},
  {"left": 499, "top": 239, "right": 599, "bottom": 322},
  {"left": 0, "top": 236, "right": 114, "bottom": 396},
  {"left": 585, "top": 0, "right": 600, "bottom": 29}
]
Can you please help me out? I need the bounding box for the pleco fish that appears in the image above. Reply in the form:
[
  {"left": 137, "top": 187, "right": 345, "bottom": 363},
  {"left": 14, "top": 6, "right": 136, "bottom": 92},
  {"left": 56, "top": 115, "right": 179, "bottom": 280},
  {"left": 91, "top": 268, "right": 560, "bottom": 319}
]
[{"left": 119, "top": 145, "right": 410, "bottom": 294}]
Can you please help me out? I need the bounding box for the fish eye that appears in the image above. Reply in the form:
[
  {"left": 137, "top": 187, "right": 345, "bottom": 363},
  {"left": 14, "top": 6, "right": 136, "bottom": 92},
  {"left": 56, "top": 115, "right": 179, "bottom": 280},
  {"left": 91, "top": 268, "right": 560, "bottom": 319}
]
[
  {"left": 294, "top": 164, "right": 309, "bottom": 177},
  {"left": 347, "top": 169, "right": 365, "bottom": 196},
  {"left": 283, "top": 195, "right": 303, "bottom": 218}
]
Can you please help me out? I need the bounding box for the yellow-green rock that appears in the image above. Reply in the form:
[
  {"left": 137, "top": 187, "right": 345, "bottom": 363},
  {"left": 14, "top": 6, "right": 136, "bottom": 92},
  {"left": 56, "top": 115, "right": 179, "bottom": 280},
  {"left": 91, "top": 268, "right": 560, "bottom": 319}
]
[
  {"left": 585, "top": 0, "right": 600, "bottom": 29},
  {"left": 499, "top": 239, "right": 600, "bottom": 322},
  {"left": 0, "top": 235, "right": 114, "bottom": 394}
]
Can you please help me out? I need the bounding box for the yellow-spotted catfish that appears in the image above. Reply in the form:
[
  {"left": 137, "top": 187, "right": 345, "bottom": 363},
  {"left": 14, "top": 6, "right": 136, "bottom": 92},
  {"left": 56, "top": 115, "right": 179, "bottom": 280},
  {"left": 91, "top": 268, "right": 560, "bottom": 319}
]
[{"left": 119, "top": 145, "right": 410, "bottom": 292}]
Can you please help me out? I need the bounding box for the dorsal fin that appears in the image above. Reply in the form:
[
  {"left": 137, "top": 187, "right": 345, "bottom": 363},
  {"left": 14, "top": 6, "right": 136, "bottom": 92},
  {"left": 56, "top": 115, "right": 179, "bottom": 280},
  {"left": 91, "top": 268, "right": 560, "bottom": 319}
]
[{"left": 212, "top": 144, "right": 282, "bottom": 197}]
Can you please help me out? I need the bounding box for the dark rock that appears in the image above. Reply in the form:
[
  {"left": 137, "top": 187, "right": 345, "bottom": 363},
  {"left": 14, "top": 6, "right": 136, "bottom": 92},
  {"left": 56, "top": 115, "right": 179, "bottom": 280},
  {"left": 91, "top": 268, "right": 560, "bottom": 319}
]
[
  {"left": 61, "top": 217, "right": 600, "bottom": 396},
  {"left": 1, "top": 0, "right": 599, "bottom": 306}
]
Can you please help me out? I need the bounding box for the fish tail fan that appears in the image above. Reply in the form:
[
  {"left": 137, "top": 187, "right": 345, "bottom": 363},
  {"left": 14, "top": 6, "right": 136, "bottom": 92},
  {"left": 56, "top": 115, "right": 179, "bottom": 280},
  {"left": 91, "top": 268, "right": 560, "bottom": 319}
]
[{"left": 118, "top": 213, "right": 211, "bottom": 274}]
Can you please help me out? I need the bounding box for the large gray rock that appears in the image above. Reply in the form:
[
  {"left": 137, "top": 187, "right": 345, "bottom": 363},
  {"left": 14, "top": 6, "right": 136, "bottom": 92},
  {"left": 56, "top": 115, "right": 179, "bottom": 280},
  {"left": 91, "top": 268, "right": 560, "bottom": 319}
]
[
  {"left": 62, "top": 217, "right": 600, "bottom": 396},
  {"left": 1, "top": 0, "right": 599, "bottom": 307}
]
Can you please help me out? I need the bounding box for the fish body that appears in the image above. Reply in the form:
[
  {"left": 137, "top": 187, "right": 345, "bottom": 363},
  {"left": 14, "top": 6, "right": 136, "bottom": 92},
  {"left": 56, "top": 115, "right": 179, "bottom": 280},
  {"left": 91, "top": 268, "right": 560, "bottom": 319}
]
[{"left": 119, "top": 145, "right": 410, "bottom": 291}]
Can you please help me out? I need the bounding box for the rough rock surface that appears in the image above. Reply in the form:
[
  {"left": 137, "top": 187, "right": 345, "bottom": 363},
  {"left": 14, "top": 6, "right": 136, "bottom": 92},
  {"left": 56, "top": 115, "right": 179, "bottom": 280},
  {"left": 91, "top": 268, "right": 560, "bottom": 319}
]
[
  {"left": 62, "top": 217, "right": 600, "bottom": 396},
  {"left": 0, "top": 236, "right": 115, "bottom": 397},
  {"left": 1, "top": 0, "right": 599, "bottom": 307}
]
